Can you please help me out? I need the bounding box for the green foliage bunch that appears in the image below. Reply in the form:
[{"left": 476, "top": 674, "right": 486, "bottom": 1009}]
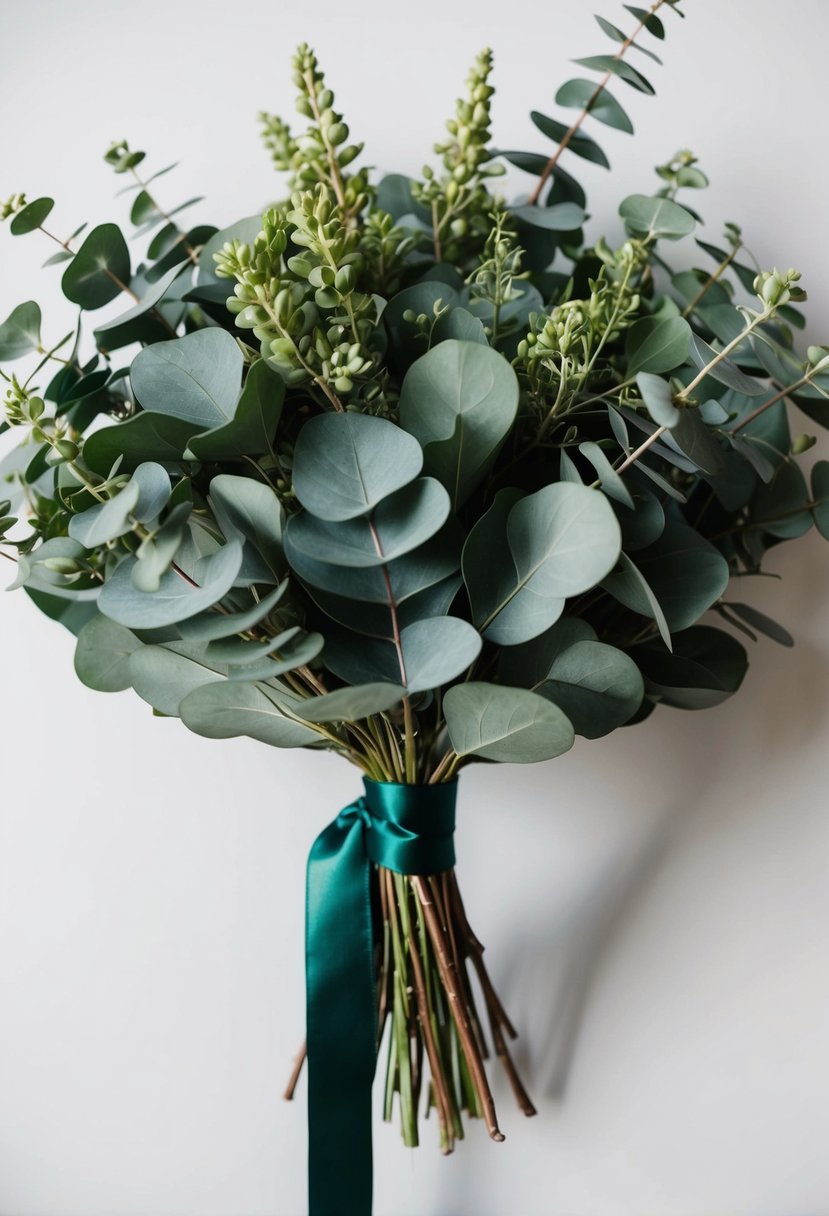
[{"left": 2, "top": 2, "right": 829, "bottom": 1150}]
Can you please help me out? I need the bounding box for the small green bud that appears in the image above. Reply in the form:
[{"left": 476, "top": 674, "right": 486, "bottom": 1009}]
[{"left": 792, "top": 433, "right": 817, "bottom": 455}]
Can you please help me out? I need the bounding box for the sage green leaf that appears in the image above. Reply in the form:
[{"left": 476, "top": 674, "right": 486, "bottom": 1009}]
[
  {"left": 98, "top": 538, "right": 243, "bottom": 628},
  {"left": 627, "top": 316, "right": 691, "bottom": 376},
  {"left": 511, "top": 202, "right": 585, "bottom": 231},
  {"left": 554, "top": 78, "right": 633, "bottom": 132},
  {"left": 605, "top": 551, "right": 672, "bottom": 648},
  {"left": 309, "top": 573, "right": 461, "bottom": 641},
  {"left": 132, "top": 462, "right": 172, "bottom": 523},
  {"left": 82, "top": 412, "right": 202, "bottom": 475},
  {"left": 131, "top": 503, "right": 190, "bottom": 593},
  {"left": 624, "top": 5, "right": 665, "bottom": 37},
  {"left": 636, "top": 372, "right": 679, "bottom": 427},
  {"left": 443, "top": 682, "right": 575, "bottom": 763},
  {"left": 502, "top": 617, "right": 598, "bottom": 688},
  {"left": 812, "top": 461, "right": 829, "bottom": 540},
  {"left": 687, "top": 332, "right": 764, "bottom": 396},
  {"left": 0, "top": 301, "right": 42, "bottom": 361},
  {"left": 74, "top": 614, "right": 141, "bottom": 692},
  {"left": 670, "top": 408, "right": 725, "bottom": 475},
  {"left": 578, "top": 441, "right": 634, "bottom": 507},
  {"left": 290, "top": 522, "right": 462, "bottom": 604},
  {"left": 632, "top": 626, "right": 748, "bottom": 709},
  {"left": 224, "top": 629, "right": 325, "bottom": 683},
  {"left": 292, "top": 412, "right": 423, "bottom": 522},
  {"left": 130, "top": 328, "right": 243, "bottom": 426},
  {"left": 209, "top": 474, "right": 284, "bottom": 580},
  {"left": 535, "top": 640, "right": 644, "bottom": 738},
  {"left": 463, "top": 483, "right": 622, "bottom": 645},
  {"left": 9, "top": 197, "right": 54, "bottom": 235},
  {"left": 604, "top": 521, "right": 729, "bottom": 635},
  {"left": 431, "top": 307, "right": 487, "bottom": 346},
  {"left": 574, "top": 55, "right": 655, "bottom": 94},
  {"left": 726, "top": 602, "right": 793, "bottom": 647},
  {"left": 284, "top": 478, "right": 449, "bottom": 569},
  {"left": 179, "top": 681, "right": 320, "bottom": 747},
  {"left": 176, "top": 580, "right": 288, "bottom": 642},
  {"left": 531, "top": 111, "right": 609, "bottom": 168},
  {"left": 752, "top": 461, "right": 813, "bottom": 539},
  {"left": 128, "top": 642, "right": 227, "bottom": 716},
  {"left": 92, "top": 261, "right": 189, "bottom": 350},
  {"left": 613, "top": 480, "right": 666, "bottom": 551},
  {"left": 298, "top": 682, "right": 405, "bottom": 723},
  {"left": 68, "top": 480, "right": 140, "bottom": 547},
  {"left": 186, "top": 359, "right": 284, "bottom": 460},
  {"left": 399, "top": 339, "right": 520, "bottom": 508},
  {"left": 61, "top": 223, "right": 131, "bottom": 310},
  {"left": 324, "top": 616, "right": 481, "bottom": 694},
  {"left": 384, "top": 281, "right": 460, "bottom": 368},
  {"left": 619, "top": 194, "right": 695, "bottom": 240}
]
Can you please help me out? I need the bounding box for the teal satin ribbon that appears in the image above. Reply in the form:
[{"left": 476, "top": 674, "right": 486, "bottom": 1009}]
[{"left": 305, "top": 778, "right": 457, "bottom": 1216}]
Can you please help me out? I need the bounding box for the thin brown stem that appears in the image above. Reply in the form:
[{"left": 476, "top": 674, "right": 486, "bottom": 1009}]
[
  {"left": 283, "top": 1040, "right": 307, "bottom": 1101},
  {"left": 412, "top": 876, "right": 505, "bottom": 1142},
  {"left": 527, "top": 0, "right": 668, "bottom": 205}
]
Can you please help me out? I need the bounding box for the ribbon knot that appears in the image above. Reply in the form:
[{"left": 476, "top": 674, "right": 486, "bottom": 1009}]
[{"left": 305, "top": 779, "right": 457, "bottom": 1216}]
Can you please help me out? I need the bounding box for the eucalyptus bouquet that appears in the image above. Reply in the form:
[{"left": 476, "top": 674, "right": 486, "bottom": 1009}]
[{"left": 2, "top": 2, "right": 828, "bottom": 1212}]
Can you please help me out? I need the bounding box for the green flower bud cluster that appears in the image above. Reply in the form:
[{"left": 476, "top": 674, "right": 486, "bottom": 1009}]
[
  {"left": 754, "top": 267, "right": 806, "bottom": 309},
  {"left": 359, "top": 208, "right": 420, "bottom": 296},
  {"left": 412, "top": 49, "right": 506, "bottom": 266},
  {"left": 259, "top": 45, "right": 371, "bottom": 224},
  {"left": 215, "top": 188, "right": 381, "bottom": 401},
  {"left": 4, "top": 375, "right": 45, "bottom": 428},
  {"left": 517, "top": 239, "right": 646, "bottom": 406},
  {"left": 466, "top": 213, "right": 527, "bottom": 341},
  {"left": 1, "top": 193, "right": 26, "bottom": 221}
]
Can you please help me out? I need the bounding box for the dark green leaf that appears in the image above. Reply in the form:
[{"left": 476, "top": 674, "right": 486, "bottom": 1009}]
[
  {"left": 9, "top": 197, "right": 54, "bottom": 235},
  {"left": 574, "top": 55, "right": 655, "bottom": 94},
  {"left": 186, "top": 359, "right": 284, "bottom": 460},
  {"left": 82, "top": 412, "right": 202, "bottom": 475},
  {"left": 61, "top": 223, "right": 131, "bottom": 310},
  {"left": 555, "top": 78, "right": 633, "bottom": 133},
  {"left": 535, "top": 639, "right": 644, "bottom": 738},
  {"left": 632, "top": 626, "right": 748, "bottom": 709},
  {"left": 531, "top": 111, "right": 609, "bottom": 168},
  {"left": 627, "top": 316, "right": 691, "bottom": 376}
]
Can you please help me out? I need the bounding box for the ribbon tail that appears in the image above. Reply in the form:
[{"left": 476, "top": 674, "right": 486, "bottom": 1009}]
[{"left": 306, "top": 803, "right": 376, "bottom": 1216}]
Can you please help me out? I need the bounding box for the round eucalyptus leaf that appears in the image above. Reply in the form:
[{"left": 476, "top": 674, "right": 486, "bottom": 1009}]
[
  {"left": 619, "top": 194, "right": 695, "bottom": 241},
  {"left": 463, "top": 483, "right": 622, "bottom": 645},
  {"left": 604, "top": 521, "right": 729, "bottom": 635},
  {"left": 628, "top": 317, "right": 691, "bottom": 377},
  {"left": 502, "top": 618, "right": 598, "bottom": 688},
  {"left": 292, "top": 412, "right": 423, "bottom": 522},
  {"left": 384, "top": 282, "right": 460, "bottom": 368},
  {"left": 535, "top": 640, "right": 644, "bottom": 738},
  {"left": 444, "top": 682, "right": 575, "bottom": 763},
  {"left": 431, "top": 307, "right": 488, "bottom": 347},
  {"left": 298, "top": 682, "right": 405, "bottom": 723},
  {"left": 324, "top": 615, "right": 481, "bottom": 694},
  {"left": 284, "top": 477, "right": 449, "bottom": 568},
  {"left": 289, "top": 522, "right": 462, "bottom": 604},
  {"left": 132, "top": 462, "right": 172, "bottom": 523},
  {"left": 82, "top": 412, "right": 203, "bottom": 475},
  {"left": 186, "top": 359, "right": 284, "bottom": 461},
  {"left": 308, "top": 573, "right": 461, "bottom": 641},
  {"left": 92, "top": 261, "right": 189, "bottom": 351},
  {"left": 62, "top": 224, "right": 131, "bottom": 310},
  {"left": 130, "top": 328, "right": 243, "bottom": 427},
  {"left": 74, "top": 614, "right": 141, "bottom": 692},
  {"left": 98, "top": 538, "right": 243, "bottom": 628},
  {"left": 752, "top": 461, "right": 813, "bottom": 539},
  {"left": 510, "top": 202, "right": 585, "bottom": 231},
  {"left": 632, "top": 626, "right": 748, "bottom": 709},
  {"left": 68, "top": 480, "right": 140, "bottom": 548},
  {"left": 636, "top": 372, "right": 679, "bottom": 427},
  {"left": 209, "top": 474, "right": 284, "bottom": 580},
  {"left": 180, "top": 681, "right": 320, "bottom": 747},
  {"left": 399, "top": 339, "right": 520, "bottom": 508},
  {"left": 128, "top": 642, "right": 227, "bottom": 716},
  {"left": 9, "top": 197, "right": 54, "bottom": 235},
  {"left": 0, "top": 301, "right": 42, "bottom": 361}
]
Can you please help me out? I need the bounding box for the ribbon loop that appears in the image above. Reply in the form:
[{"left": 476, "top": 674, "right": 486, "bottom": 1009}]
[{"left": 305, "top": 779, "right": 458, "bottom": 1216}]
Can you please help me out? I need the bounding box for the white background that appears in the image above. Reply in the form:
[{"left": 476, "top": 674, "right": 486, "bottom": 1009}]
[{"left": 2, "top": 2, "right": 829, "bottom": 1213}]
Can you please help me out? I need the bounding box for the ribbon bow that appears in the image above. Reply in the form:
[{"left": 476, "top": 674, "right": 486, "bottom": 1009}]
[{"left": 305, "top": 778, "right": 458, "bottom": 1216}]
